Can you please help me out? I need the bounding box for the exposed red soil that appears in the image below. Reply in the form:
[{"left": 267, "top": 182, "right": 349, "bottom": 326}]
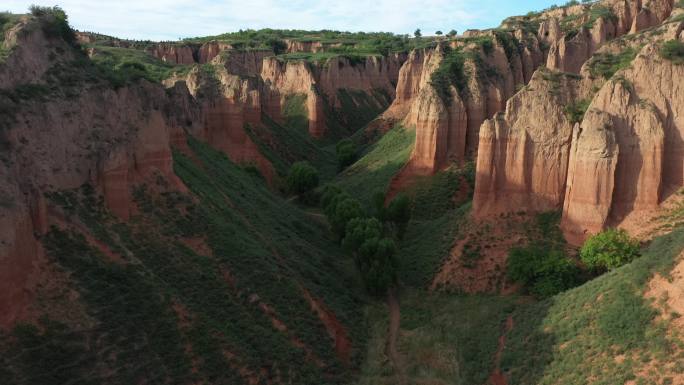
[
  {"left": 386, "top": 288, "right": 406, "bottom": 383},
  {"left": 432, "top": 216, "right": 529, "bottom": 294},
  {"left": 385, "top": 162, "right": 424, "bottom": 203},
  {"left": 249, "top": 293, "right": 326, "bottom": 368},
  {"left": 488, "top": 315, "right": 514, "bottom": 385},
  {"left": 301, "top": 287, "right": 353, "bottom": 365},
  {"left": 180, "top": 236, "right": 213, "bottom": 257}
]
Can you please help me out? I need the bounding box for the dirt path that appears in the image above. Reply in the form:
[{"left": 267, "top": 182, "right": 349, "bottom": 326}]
[
  {"left": 488, "top": 315, "right": 514, "bottom": 385},
  {"left": 386, "top": 288, "right": 406, "bottom": 383}
]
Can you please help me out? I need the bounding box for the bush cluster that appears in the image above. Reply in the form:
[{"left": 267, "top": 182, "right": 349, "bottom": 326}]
[
  {"left": 660, "top": 40, "right": 684, "bottom": 65},
  {"left": 507, "top": 246, "right": 581, "bottom": 297},
  {"left": 335, "top": 139, "right": 357, "bottom": 170},
  {"left": 286, "top": 161, "right": 319, "bottom": 202},
  {"left": 29, "top": 5, "right": 76, "bottom": 46},
  {"left": 580, "top": 228, "right": 640, "bottom": 272},
  {"left": 322, "top": 186, "right": 411, "bottom": 295},
  {"left": 506, "top": 212, "right": 582, "bottom": 297}
]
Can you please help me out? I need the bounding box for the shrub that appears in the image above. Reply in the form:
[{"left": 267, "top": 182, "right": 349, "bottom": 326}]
[
  {"left": 286, "top": 161, "right": 319, "bottom": 196},
  {"left": 430, "top": 47, "right": 467, "bottom": 103},
  {"left": 507, "top": 246, "right": 581, "bottom": 297},
  {"left": 660, "top": 40, "right": 684, "bottom": 65},
  {"left": 342, "top": 217, "right": 382, "bottom": 253},
  {"left": 335, "top": 139, "right": 357, "bottom": 170},
  {"left": 265, "top": 38, "right": 287, "bottom": 54},
  {"left": 385, "top": 193, "right": 412, "bottom": 239},
  {"left": 327, "top": 195, "right": 364, "bottom": 238},
  {"left": 29, "top": 5, "right": 76, "bottom": 45},
  {"left": 564, "top": 99, "right": 591, "bottom": 124},
  {"left": 580, "top": 229, "right": 640, "bottom": 271},
  {"left": 357, "top": 237, "right": 398, "bottom": 295},
  {"left": 588, "top": 47, "right": 638, "bottom": 79}
]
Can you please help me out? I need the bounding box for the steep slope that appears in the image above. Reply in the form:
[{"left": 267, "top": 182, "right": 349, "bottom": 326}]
[
  {"left": 0, "top": 14, "right": 367, "bottom": 384},
  {"left": 472, "top": 0, "right": 683, "bottom": 244},
  {"left": 502, "top": 226, "right": 684, "bottom": 385}
]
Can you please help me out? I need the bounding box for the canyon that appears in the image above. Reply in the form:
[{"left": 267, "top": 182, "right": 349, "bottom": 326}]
[{"left": 1, "top": 0, "right": 683, "bottom": 384}]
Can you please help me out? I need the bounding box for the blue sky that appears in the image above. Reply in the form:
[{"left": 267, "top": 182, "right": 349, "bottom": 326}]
[{"left": 4, "top": 0, "right": 562, "bottom": 41}]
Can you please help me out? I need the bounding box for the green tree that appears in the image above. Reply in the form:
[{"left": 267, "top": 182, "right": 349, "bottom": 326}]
[
  {"left": 371, "top": 190, "right": 387, "bottom": 221},
  {"left": 342, "top": 217, "right": 382, "bottom": 254},
  {"left": 447, "top": 29, "right": 458, "bottom": 37},
  {"left": 435, "top": 30, "right": 443, "bottom": 36},
  {"left": 335, "top": 139, "right": 357, "bottom": 170},
  {"left": 328, "top": 197, "right": 364, "bottom": 238},
  {"left": 414, "top": 29, "right": 422, "bottom": 38},
  {"left": 286, "top": 161, "right": 319, "bottom": 196},
  {"left": 507, "top": 246, "right": 581, "bottom": 297},
  {"left": 385, "top": 194, "right": 412, "bottom": 239},
  {"left": 357, "top": 237, "right": 398, "bottom": 295},
  {"left": 29, "top": 5, "right": 76, "bottom": 45},
  {"left": 580, "top": 229, "right": 640, "bottom": 272}
]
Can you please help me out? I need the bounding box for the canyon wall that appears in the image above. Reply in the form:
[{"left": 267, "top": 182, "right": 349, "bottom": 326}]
[
  {"left": 472, "top": 0, "right": 681, "bottom": 243},
  {"left": 562, "top": 43, "right": 684, "bottom": 243},
  {"left": 387, "top": 29, "right": 545, "bottom": 176}
]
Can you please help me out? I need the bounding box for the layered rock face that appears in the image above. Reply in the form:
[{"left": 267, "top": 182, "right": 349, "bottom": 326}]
[
  {"left": 146, "top": 43, "right": 197, "bottom": 65},
  {"left": 388, "top": 30, "right": 545, "bottom": 175},
  {"left": 473, "top": 70, "right": 579, "bottom": 217},
  {"left": 0, "top": 79, "right": 196, "bottom": 326},
  {"left": 472, "top": 0, "right": 682, "bottom": 243},
  {"left": 546, "top": 0, "right": 674, "bottom": 74},
  {"left": 261, "top": 54, "right": 404, "bottom": 137},
  {"left": 562, "top": 44, "right": 684, "bottom": 243}
]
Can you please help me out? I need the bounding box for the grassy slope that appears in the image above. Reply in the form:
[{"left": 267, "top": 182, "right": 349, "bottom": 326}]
[
  {"left": 356, "top": 226, "right": 684, "bottom": 385},
  {"left": 358, "top": 291, "right": 516, "bottom": 385},
  {"left": 334, "top": 125, "right": 414, "bottom": 207},
  {"left": 503, "top": 226, "right": 684, "bottom": 385},
  {"left": 0, "top": 136, "right": 367, "bottom": 385}
]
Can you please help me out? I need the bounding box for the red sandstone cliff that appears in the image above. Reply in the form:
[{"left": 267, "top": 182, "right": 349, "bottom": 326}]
[
  {"left": 562, "top": 43, "right": 684, "bottom": 243},
  {"left": 472, "top": 0, "right": 681, "bottom": 244}
]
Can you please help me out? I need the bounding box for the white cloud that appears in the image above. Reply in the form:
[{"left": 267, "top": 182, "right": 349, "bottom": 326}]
[{"left": 2, "top": 0, "right": 549, "bottom": 41}]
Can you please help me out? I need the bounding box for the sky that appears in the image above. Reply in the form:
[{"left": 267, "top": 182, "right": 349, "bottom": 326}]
[{"left": 4, "top": 0, "right": 562, "bottom": 41}]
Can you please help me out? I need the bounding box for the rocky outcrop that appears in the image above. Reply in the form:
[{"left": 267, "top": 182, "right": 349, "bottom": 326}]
[
  {"left": 562, "top": 44, "right": 683, "bottom": 243},
  {"left": 285, "top": 39, "right": 344, "bottom": 53},
  {"left": 146, "top": 43, "right": 197, "bottom": 65},
  {"left": 383, "top": 49, "right": 434, "bottom": 119},
  {"left": 546, "top": 0, "right": 674, "bottom": 74},
  {"left": 0, "top": 17, "right": 75, "bottom": 89},
  {"left": 388, "top": 29, "right": 546, "bottom": 175},
  {"left": 473, "top": 69, "right": 579, "bottom": 217},
  {"left": 260, "top": 54, "right": 405, "bottom": 137}
]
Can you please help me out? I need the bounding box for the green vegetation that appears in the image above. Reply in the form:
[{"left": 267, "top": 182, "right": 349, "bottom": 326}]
[
  {"left": 336, "top": 138, "right": 358, "bottom": 170},
  {"left": 321, "top": 186, "right": 401, "bottom": 296},
  {"left": 286, "top": 161, "right": 320, "bottom": 198},
  {"left": 282, "top": 93, "right": 309, "bottom": 132},
  {"left": 185, "top": 29, "right": 421, "bottom": 57},
  {"left": 3, "top": 136, "right": 368, "bottom": 384},
  {"left": 564, "top": 98, "right": 591, "bottom": 124},
  {"left": 384, "top": 194, "right": 412, "bottom": 239},
  {"left": 580, "top": 228, "right": 641, "bottom": 272},
  {"left": 506, "top": 212, "right": 582, "bottom": 297},
  {"left": 397, "top": 164, "right": 474, "bottom": 287},
  {"left": 326, "top": 88, "right": 392, "bottom": 138},
  {"left": 588, "top": 47, "right": 638, "bottom": 79},
  {"left": 89, "top": 46, "right": 191, "bottom": 87},
  {"left": 508, "top": 246, "right": 581, "bottom": 297},
  {"left": 660, "top": 39, "right": 684, "bottom": 65},
  {"left": 29, "top": 5, "right": 77, "bottom": 46},
  {"left": 358, "top": 291, "right": 517, "bottom": 385},
  {"left": 430, "top": 46, "right": 468, "bottom": 102},
  {"left": 245, "top": 114, "right": 338, "bottom": 180},
  {"left": 335, "top": 125, "right": 414, "bottom": 208},
  {"left": 502, "top": 226, "right": 684, "bottom": 384}
]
